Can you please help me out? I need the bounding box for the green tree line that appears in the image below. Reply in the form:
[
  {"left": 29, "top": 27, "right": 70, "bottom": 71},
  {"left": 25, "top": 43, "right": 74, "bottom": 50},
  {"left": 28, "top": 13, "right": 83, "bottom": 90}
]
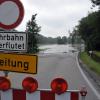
[
  {"left": 69, "top": 1, "right": 100, "bottom": 52},
  {"left": 37, "top": 34, "right": 68, "bottom": 44},
  {"left": 78, "top": 10, "right": 100, "bottom": 51}
]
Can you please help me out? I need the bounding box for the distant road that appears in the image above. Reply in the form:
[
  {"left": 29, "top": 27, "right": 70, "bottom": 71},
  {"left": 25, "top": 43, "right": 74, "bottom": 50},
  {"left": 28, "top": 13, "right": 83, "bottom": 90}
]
[{"left": 1, "top": 52, "right": 99, "bottom": 100}]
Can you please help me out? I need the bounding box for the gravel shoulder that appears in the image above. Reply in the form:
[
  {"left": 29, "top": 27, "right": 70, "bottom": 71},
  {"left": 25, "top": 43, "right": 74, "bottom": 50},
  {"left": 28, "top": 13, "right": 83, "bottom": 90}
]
[{"left": 78, "top": 53, "right": 100, "bottom": 93}]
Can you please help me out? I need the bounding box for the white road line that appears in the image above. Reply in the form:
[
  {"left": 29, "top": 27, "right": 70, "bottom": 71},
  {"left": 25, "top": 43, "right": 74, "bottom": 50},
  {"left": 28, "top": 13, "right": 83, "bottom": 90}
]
[{"left": 76, "top": 53, "right": 100, "bottom": 100}]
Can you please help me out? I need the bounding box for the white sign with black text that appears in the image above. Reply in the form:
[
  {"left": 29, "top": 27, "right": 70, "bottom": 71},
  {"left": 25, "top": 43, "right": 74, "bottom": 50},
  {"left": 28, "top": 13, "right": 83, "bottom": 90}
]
[{"left": 0, "top": 32, "right": 27, "bottom": 52}]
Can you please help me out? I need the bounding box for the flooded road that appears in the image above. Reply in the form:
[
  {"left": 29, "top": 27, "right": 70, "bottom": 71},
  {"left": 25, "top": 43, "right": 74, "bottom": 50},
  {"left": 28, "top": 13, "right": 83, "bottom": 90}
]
[
  {"left": 39, "top": 44, "right": 77, "bottom": 53},
  {"left": 0, "top": 44, "right": 99, "bottom": 100}
]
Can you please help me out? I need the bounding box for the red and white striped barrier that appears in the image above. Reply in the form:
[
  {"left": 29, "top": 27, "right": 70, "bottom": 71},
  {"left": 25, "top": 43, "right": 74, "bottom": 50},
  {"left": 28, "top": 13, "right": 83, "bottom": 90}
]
[
  {"left": 0, "top": 77, "right": 87, "bottom": 100},
  {"left": 0, "top": 89, "right": 79, "bottom": 100}
]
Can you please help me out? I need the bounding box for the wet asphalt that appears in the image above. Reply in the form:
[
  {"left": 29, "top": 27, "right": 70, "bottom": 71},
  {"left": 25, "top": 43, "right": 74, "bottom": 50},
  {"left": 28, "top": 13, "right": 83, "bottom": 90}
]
[{"left": 0, "top": 52, "right": 99, "bottom": 100}]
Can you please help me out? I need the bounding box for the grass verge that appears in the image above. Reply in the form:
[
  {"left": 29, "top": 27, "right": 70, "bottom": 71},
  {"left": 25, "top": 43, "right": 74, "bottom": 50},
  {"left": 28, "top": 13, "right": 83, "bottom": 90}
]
[
  {"left": 80, "top": 52, "right": 100, "bottom": 75},
  {"left": 94, "top": 51, "right": 100, "bottom": 57}
]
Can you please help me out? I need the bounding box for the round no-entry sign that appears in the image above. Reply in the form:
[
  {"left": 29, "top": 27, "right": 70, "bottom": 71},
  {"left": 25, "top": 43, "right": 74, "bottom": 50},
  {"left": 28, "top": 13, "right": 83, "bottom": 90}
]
[{"left": 0, "top": 0, "right": 24, "bottom": 30}]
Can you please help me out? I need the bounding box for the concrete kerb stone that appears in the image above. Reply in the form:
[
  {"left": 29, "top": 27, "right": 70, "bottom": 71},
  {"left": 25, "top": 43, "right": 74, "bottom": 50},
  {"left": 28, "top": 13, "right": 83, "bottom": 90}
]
[{"left": 77, "top": 52, "right": 100, "bottom": 93}]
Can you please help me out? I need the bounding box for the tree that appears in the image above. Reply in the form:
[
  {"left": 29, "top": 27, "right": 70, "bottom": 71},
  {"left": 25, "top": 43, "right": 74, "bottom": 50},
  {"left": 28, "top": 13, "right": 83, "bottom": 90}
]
[
  {"left": 62, "top": 36, "right": 67, "bottom": 44},
  {"left": 91, "top": 0, "right": 100, "bottom": 9},
  {"left": 91, "top": 0, "right": 100, "bottom": 5},
  {"left": 57, "top": 36, "right": 67, "bottom": 44},
  {"left": 57, "top": 36, "right": 62, "bottom": 44},
  {"left": 69, "top": 28, "right": 82, "bottom": 45},
  {"left": 26, "top": 14, "right": 41, "bottom": 53},
  {"left": 77, "top": 10, "right": 100, "bottom": 51}
]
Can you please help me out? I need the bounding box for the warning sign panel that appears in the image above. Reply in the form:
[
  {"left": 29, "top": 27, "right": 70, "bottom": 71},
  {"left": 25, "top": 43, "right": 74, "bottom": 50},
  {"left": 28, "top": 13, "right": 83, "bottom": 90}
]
[
  {"left": 0, "top": 32, "right": 27, "bottom": 52},
  {"left": 0, "top": 53, "right": 38, "bottom": 74}
]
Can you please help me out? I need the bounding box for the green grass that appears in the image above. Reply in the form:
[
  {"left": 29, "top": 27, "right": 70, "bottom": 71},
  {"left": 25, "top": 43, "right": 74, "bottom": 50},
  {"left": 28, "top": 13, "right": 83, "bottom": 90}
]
[
  {"left": 80, "top": 52, "right": 100, "bottom": 75},
  {"left": 94, "top": 51, "right": 100, "bottom": 57}
]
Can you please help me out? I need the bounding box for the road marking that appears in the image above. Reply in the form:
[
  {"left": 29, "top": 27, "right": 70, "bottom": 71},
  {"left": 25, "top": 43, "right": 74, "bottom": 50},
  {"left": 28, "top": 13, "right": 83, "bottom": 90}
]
[{"left": 76, "top": 53, "right": 100, "bottom": 100}]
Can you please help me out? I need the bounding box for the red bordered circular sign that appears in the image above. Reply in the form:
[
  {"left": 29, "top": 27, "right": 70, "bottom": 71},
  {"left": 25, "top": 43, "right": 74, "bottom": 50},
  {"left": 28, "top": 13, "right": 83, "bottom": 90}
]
[{"left": 0, "top": 0, "right": 24, "bottom": 30}]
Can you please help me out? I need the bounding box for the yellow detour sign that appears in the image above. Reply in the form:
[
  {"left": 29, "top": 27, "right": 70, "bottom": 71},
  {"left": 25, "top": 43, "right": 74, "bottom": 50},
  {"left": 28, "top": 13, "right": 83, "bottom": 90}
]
[{"left": 0, "top": 53, "right": 38, "bottom": 74}]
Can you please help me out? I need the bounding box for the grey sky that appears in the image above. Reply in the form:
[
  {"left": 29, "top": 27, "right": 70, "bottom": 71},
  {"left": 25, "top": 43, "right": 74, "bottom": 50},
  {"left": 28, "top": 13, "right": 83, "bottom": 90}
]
[{"left": 16, "top": 0, "right": 93, "bottom": 37}]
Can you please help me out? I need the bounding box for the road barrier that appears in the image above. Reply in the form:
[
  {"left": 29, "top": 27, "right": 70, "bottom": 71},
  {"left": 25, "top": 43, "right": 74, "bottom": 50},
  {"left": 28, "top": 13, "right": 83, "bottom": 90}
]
[
  {"left": 0, "top": 77, "right": 87, "bottom": 100},
  {"left": 0, "top": 89, "right": 82, "bottom": 100}
]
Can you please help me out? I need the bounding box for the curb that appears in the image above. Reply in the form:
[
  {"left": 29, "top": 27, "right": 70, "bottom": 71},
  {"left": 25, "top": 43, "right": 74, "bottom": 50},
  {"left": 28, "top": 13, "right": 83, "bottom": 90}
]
[{"left": 78, "top": 53, "right": 100, "bottom": 92}]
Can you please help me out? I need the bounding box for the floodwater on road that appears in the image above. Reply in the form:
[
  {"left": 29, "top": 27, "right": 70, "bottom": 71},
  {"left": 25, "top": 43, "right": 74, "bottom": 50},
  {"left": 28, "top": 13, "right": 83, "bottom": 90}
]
[
  {"left": 0, "top": 44, "right": 99, "bottom": 100},
  {"left": 39, "top": 44, "right": 78, "bottom": 53}
]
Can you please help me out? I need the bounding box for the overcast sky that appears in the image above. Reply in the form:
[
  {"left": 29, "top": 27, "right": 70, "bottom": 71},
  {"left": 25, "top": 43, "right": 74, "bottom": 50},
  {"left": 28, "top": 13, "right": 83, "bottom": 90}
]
[{"left": 16, "top": 0, "right": 93, "bottom": 37}]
